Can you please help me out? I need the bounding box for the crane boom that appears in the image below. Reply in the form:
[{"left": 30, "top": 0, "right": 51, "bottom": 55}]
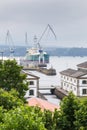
[
  {"left": 5, "top": 30, "right": 15, "bottom": 57},
  {"left": 38, "top": 24, "right": 57, "bottom": 44},
  {"left": 48, "top": 24, "right": 56, "bottom": 39}
]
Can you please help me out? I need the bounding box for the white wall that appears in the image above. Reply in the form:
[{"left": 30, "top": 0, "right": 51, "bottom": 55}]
[
  {"left": 26, "top": 79, "right": 38, "bottom": 97},
  {"left": 61, "top": 74, "right": 77, "bottom": 96}
]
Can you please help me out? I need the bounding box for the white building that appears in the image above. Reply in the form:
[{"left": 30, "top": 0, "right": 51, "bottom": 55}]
[
  {"left": 60, "top": 61, "right": 87, "bottom": 97},
  {"left": 22, "top": 70, "right": 40, "bottom": 98}
]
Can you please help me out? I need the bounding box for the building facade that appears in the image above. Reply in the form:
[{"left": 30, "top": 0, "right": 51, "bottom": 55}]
[
  {"left": 22, "top": 70, "right": 40, "bottom": 98},
  {"left": 60, "top": 61, "right": 87, "bottom": 97}
]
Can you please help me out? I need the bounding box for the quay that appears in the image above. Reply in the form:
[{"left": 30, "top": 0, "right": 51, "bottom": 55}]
[
  {"left": 38, "top": 85, "right": 68, "bottom": 103},
  {"left": 54, "top": 87, "right": 68, "bottom": 99},
  {"left": 38, "top": 89, "right": 61, "bottom": 106},
  {"left": 38, "top": 86, "right": 68, "bottom": 100},
  {"left": 23, "top": 67, "right": 56, "bottom": 75}
]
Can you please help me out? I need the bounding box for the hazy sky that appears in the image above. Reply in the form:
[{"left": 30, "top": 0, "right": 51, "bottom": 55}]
[{"left": 0, "top": 0, "right": 87, "bottom": 47}]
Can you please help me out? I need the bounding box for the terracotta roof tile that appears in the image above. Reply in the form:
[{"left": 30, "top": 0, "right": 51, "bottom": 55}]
[{"left": 27, "top": 97, "right": 59, "bottom": 112}]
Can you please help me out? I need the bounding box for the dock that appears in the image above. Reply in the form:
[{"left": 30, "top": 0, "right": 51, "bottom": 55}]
[
  {"left": 54, "top": 87, "right": 68, "bottom": 99},
  {"left": 38, "top": 85, "right": 68, "bottom": 100},
  {"left": 38, "top": 89, "right": 61, "bottom": 106},
  {"left": 23, "top": 67, "right": 56, "bottom": 75}
]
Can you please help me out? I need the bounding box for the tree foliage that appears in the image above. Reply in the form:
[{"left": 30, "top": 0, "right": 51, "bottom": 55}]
[
  {"left": 58, "top": 92, "right": 80, "bottom": 130},
  {"left": 0, "top": 59, "right": 28, "bottom": 100},
  {"left": 0, "top": 88, "right": 24, "bottom": 110},
  {"left": 43, "top": 110, "right": 53, "bottom": 130},
  {"left": 75, "top": 100, "right": 87, "bottom": 130},
  {"left": 0, "top": 106, "right": 46, "bottom": 130}
]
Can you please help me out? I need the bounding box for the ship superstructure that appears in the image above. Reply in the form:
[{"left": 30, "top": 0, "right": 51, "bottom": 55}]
[
  {"left": 20, "top": 43, "right": 49, "bottom": 68},
  {"left": 20, "top": 24, "right": 56, "bottom": 68}
]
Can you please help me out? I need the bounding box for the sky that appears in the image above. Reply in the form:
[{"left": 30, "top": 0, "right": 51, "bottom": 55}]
[{"left": 0, "top": 0, "right": 87, "bottom": 47}]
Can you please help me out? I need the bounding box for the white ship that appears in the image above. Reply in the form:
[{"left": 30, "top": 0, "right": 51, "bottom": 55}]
[
  {"left": 20, "top": 43, "right": 49, "bottom": 68},
  {"left": 20, "top": 24, "right": 56, "bottom": 68}
]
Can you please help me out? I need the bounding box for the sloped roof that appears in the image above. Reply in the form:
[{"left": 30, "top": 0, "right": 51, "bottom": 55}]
[
  {"left": 77, "top": 61, "right": 87, "bottom": 68},
  {"left": 60, "top": 68, "right": 87, "bottom": 78},
  {"left": 27, "top": 97, "right": 59, "bottom": 112},
  {"left": 60, "top": 69, "right": 77, "bottom": 76},
  {"left": 22, "top": 70, "right": 40, "bottom": 79}
]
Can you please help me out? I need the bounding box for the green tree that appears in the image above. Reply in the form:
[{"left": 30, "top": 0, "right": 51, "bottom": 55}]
[
  {"left": 43, "top": 110, "right": 53, "bottom": 130},
  {"left": 75, "top": 100, "right": 87, "bottom": 130},
  {"left": 53, "top": 109, "right": 61, "bottom": 130},
  {"left": 0, "top": 88, "right": 24, "bottom": 110},
  {"left": 58, "top": 92, "right": 80, "bottom": 130},
  {"left": 0, "top": 59, "right": 28, "bottom": 100},
  {"left": 0, "top": 106, "right": 46, "bottom": 130},
  {"left": 0, "top": 106, "right": 6, "bottom": 123}
]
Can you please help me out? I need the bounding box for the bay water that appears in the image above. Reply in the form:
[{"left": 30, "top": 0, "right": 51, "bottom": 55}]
[{"left": 30, "top": 56, "right": 87, "bottom": 87}]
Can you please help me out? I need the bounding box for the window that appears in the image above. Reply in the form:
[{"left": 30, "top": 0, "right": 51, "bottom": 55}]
[
  {"left": 71, "top": 78, "right": 72, "bottom": 81},
  {"left": 74, "top": 80, "right": 76, "bottom": 83},
  {"left": 64, "top": 83, "right": 66, "bottom": 86},
  {"left": 74, "top": 87, "right": 76, "bottom": 91},
  {"left": 29, "top": 90, "right": 34, "bottom": 95},
  {"left": 61, "top": 75, "right": 63, "bottom": 78},
  {"left": 67, "top": 84, "right": 69, "bottom": 87},
  {"left": 27, "top": 64, "right": 29, "bottom": 67},
  {"left": 30, "top": 81, "right": 34, "bottom": 85},
  {"left": 82, "top": 89, "right": 87, "bottom": 94},
  {"left": 82, "top": 80, "right": 87, "bottom": 84}
]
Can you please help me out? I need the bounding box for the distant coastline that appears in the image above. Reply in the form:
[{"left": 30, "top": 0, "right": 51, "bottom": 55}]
[{"left": 0, "top": 45, "right": 87, "bottom": 57}]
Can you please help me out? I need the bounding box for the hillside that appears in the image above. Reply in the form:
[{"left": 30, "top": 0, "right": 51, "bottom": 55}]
[{"left": 0, "top": 45, "right": 87, "bottom": 57}]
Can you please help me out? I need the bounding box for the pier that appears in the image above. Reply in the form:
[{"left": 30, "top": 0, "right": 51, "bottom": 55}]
[
  {"left": 23, "top": 67, "right": 56, "bottom": 75},
  {"left": 54, "top": 87, "right": 68, "bottom": 99},
  {"left": 38, "top": 85, "right": 68, "bottom": 100}
]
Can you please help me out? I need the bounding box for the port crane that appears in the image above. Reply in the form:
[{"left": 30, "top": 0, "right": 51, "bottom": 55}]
[
  {"left": 25, "top": 32, "right": 29, "bottom": 53},
  {"left": 5, "top": 30, "right": 15, "bottom": 58},
  {"left": 37, "top": 24, "right": 57, "bottom": 51},
  {"left": 25, "top": 24, "right": 56, "bottom": 53}
]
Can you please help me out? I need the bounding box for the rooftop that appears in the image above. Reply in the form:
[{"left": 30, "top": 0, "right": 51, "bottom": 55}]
[
  {"left": 77, "top": 61, "right": 87, "bottom": 68},
  {"left": 27, "top": 97, "right": 60, "bottom": 112},
  {"left": 60, "top": 68, "right": 87, "bottom": 78}
]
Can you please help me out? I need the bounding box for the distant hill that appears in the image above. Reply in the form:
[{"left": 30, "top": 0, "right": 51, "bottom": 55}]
[
  {"left": 46, "top": 47, "right": 87, "bottom": 57},
  {"left": 0, "top": 45, "right": 87, "bottom": 57}
]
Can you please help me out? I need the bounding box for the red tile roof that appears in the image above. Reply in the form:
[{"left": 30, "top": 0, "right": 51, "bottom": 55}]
[{"left": 27, "top": 97, "right": 59, "bottom": 112}]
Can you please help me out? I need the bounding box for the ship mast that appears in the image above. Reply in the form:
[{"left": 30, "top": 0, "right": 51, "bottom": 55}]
[{"left": 33, "top": 35, "right": 38, "bottom": 48}]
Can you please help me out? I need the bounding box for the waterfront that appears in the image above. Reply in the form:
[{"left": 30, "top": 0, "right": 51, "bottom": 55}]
[
  {"left": 29, "top": 56, "right": 87, "bottom": 86},
  {"left": 25, "top": 56, "right": 87, "bottom": 105},
  {"left": 2, "top": 56, "right": 87, "bottom": 105}
]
